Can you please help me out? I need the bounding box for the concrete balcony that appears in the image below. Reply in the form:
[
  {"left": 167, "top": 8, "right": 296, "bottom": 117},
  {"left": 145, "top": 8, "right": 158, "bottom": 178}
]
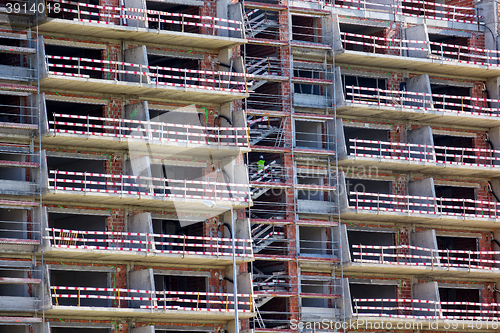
[
  {"left": 0, "top": 261, "right": 42, "bottom": 313},
  {"left": 337, "top": 85, "right": 500, "bottom": 128},
  {"left": 0, "top": 35, "right": 37, "bottom": 83},
  {"left": 286, "top": 0, "right": 481, "bottom": 32},
  {"left": 0, "top": 200, "right": 41, "bottom": 254},
  {"left": 333, "top": 27, "right": 500, "bottom": 78},
  {"left": 46, "top": 286, "right": 255, "bottom": 321},
  {"left": 0, "top": 145, "right": 39, "bottom": 198},
  {"left": 42, "top": 170, "right": 252, "bottom": 212},
  {"left": 37, "top": 51, "right": 249, "bottom": 105},
  {"left": 42, "top": 113, "right": 250, "bottom": 158},
  {"left": 352, "top": 298, "right": 500, "bottom": 331},
  {"left": 344, "top": 244, "right": 500, "bottom": 280},
  {"left": 341, "top": 190, "right": 500, "bottom": 229},
  {"left": 339, "top": 138, "right": 500, "bottom": 177},
  {"left": 39, "top": 0, "right": 246, "bottom": 50},
  {"left": 42, "top": 227, "right": 253, "bottom": 265}
]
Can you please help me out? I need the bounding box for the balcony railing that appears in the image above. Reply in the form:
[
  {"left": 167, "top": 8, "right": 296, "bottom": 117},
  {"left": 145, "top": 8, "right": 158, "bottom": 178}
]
[
  {"left": 344, "top": 85, "right": 500, "bottom": 117},
  {"left": 332, "top": 0, "right": 480, "bottom": 25},
  {"left": 352, "top": 244, "right": 500, "bottom": 271},
  {"left": 48, "top": 170, "right": 251, "bottom": 204},
  {"left": 51, "top": 286, "right": 253, "bottom": 312},
  {"left": 45, "top": 227, "right": 253, "bottom": 258},
  {"left": 349, "top": 191, "right": 500, "bottom": 220},
  {"left": 349, "top": 139, "right": 500, "bottom": 168},
  {"left": 340, "top": 32, "right": 500, "bottom": 67},
  {"left": 48, "top": 113, "right": 249, "bottom": 148},
  {"left": 354, "top": 298, "right": 498, "bottom": 321},
  {"left": 46, "top": 0, "right": 244, "bottom": 35},
  {"left": 44, "top": 55, "right": 249, "bottom": 93}
]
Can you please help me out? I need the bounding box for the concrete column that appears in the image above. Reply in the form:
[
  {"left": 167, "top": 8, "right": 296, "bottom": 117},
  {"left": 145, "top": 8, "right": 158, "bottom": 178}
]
[
  {"left": 124, "top": 0, "right": 147, "bottom": 28},
  {"left": 335, "top": 118, "right": 347, "bottom": 159},
  {"left": 404, "top": 25, "right": 430, "bottom": 58},
  {"left": 486, "top": 77, "right": 500, "bottom": 109},
  {"left": 405, "top": 74, "right": 433, "bottom": 109},
  {"left": 128, "top": 212, "right": 153, "bottom": 250},
  {"left": 408, "top": 178, "right": 436, "bottom": 212},
  {"left": 124, "top": 45, "right": 149, "bottom": 83},
  {"left": 31, "top": 93, "right": 47, "bottom": 135},
  {"left": 488, "top": 125, "right": 500, "bottom": 166},
  {"left": 33, "top": 37, "right": 47, "bottom": 79},
  {"left": 476, "top": 0, "right": 498, "bottom": 64},
  {"left": 228, "top": 3, "right": 244, "bottom": 38},
  {"left": 407, "top": 126, "right": 435, "bottom": 161},
  {"left": 411, "top": 229, "right": 439, "bottom": 264},
  {"left": 334, "top": 66, "right": 345, "bottom": 107},
  {"left": 332, "top": 15, "right": 342, "bottom": 52},
  {"left": 413, "top": 282, "right": 441, "bottom": 316},
  {"left": 129, "top": 268, "right": 154, "bottom": 308},
  {"left": 336, "top": 171, "right": 349, "bottom": 212},
  {"left": 332, "top": 224, "right": 350, "bottom": 262}
]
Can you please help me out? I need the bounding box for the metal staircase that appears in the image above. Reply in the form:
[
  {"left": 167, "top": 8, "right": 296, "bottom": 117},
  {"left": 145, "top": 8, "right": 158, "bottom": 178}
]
[
  {"left": 253, "top": 271, "right": 288, "bottom": 307},
  {"left": 251, "top": 223, "right": 285, "bottom": 253},
  {"left": 243, "top": 9, "right": 278, "bottom": 38}
]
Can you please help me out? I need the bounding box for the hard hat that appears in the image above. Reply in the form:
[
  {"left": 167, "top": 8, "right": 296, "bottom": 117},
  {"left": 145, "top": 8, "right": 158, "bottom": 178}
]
[{"left": 260, "top": 155, "right": 264, "bottom": 159}]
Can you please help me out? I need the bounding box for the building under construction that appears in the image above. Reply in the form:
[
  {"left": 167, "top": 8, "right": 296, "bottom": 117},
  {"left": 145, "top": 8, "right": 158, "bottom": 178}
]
[{"left": 1, "top": 0, "right": 500, "bottom": 331}]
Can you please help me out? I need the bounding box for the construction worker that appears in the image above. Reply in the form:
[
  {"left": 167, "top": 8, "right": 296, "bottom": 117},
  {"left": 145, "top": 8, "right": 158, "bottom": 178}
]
[{"left": 257, "top": 155, "right": 265, "bottom": 172}]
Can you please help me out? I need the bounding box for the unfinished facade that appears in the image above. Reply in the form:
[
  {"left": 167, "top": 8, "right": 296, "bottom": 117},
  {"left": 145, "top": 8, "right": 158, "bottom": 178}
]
[{"left": 2, "top": 0, "right": 500, "bottom": 331}]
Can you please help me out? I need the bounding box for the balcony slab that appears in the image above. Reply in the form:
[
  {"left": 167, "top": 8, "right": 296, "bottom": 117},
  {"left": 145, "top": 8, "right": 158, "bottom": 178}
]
[
  {"left": 42, "top": 247, "right": 253, "bottom": 266},
  {"left": 44, "top": 306, "right": 254, "bottom": 322},
  {"left": 42, "top": 190, "right": 250, "bottom": 212},
  {"left": 39, "top": 19, "right": 247, "bottom": 50},
  {"left": 340, "top": 209, "right": 500, "bottom": 229},
  {"left": 42, "top": 132, "right": 250, "bottom": 158},
  {"left": 40, "top": 76, "right": 249, "bottom": 105},
  {"left": 336, "top": 50, "right": 500, "bottom": 79},
  {"left": 337, "top": 103, "right": 500, "bottom": 129},
  {"left": 339, "top": 156, "right": 500, "bottom": 178},
  {"left": 342, "top": 262, "right": 500, "bottom": 281}
]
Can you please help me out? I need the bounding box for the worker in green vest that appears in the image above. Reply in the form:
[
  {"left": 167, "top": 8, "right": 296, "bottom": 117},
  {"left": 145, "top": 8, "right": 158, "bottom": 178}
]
[{"left": 257, "top": 155, "right": 265, "bottom": 172}]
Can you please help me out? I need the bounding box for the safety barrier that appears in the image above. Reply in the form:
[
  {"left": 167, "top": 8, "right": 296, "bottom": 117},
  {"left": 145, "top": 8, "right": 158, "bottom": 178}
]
[
  {"left": 46, "top": 0, "right": 244, "bottom": 34},
  {"left": 352, "top": 244, "right": 500, "bottom": 271},
  {"left": 45, "top": 55, "right": 249, "bottom": 93},
  {"left": 349, "top": 191, "right": 500, "bottom": 219},
  {"left": 349, "top": 138, "right": 500, "bottom": 168},
  {"left": 45, "top": 227, "right": 252, "bottom": 257},
  {"left": 48, "top": 170, "right": 251, "bottom": 203},
  {"left": 341, "top": 32, "right": 500, "bottom": 68},
  {"left": 49, "top": 113, "right": 249, "bottom": 148},
  {"left": 50, "top": 285, "right": 253, "bottom": 312},
  {"left": 344, "top": 85, "right": 500, "bottom": 117},
  {"left": 354, "top": 298, "right": 500, "bottom": 321},
  {"left": 332, "top": 0, "right": 480, "bottom": 24}
]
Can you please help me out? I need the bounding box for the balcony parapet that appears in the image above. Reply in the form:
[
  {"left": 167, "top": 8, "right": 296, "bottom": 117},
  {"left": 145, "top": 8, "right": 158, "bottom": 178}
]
[
  {"left": 336, "top": 32, "right": 500, "bottom": 78},
  {"left": 43, "top": 113, "right": 250, "bottom": 157},
  {"left": 353, "top": 298, "right": 500, "bottom": 326},
  {"left": 44, "top": 170, "right": 251, "bottom": 211},
  {"left": 43, "top": 227, "right": 253, "bottom": 265},
  {"left": 340, "top": 138, "right": 500, "bottom": 177},
  {"left": 47, "top": 286, "right": 255, "bottom": 320},
  {"left": 283, "top": 0, "right": 482, "bottom": 31},
  {"left": 39, "top": 0, "right": 246, "bottom": 50},
  {"left": 338, "top": 85, "right": 500, "bottom": 127},
  {"left": 342, "top": 191, "right": 500, "bottom": 228},
  {"left": 40, "top": 55, "right": 249, "bottom": 104},
  {"left": 344, "top": 244, "right": 500, "bottom": 279}
]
